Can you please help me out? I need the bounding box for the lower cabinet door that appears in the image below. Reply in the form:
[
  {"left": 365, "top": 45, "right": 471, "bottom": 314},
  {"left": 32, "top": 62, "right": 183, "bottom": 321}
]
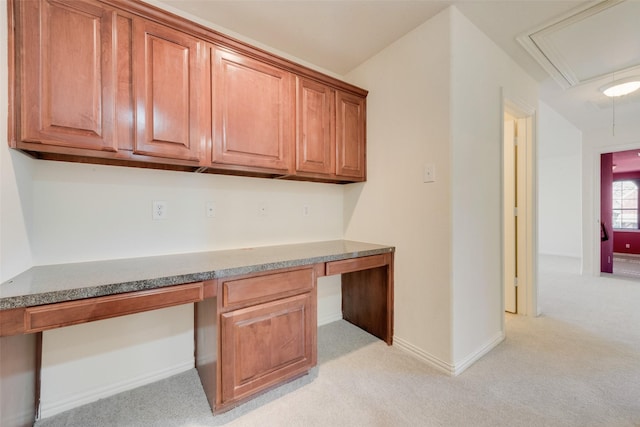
[{"left": 220, "top": 292, "right": 316, "bottom": 405}]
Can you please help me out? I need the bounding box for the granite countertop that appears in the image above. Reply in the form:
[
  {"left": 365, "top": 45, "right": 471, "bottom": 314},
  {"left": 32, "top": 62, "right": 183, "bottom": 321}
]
[{"left": 0, "top": 240, "right": 394, "bottom": 310}]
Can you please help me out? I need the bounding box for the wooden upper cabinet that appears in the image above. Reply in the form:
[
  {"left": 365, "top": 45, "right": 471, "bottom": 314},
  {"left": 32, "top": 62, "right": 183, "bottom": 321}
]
[
  {"left": 296, "top": 79, "right": 367, "bottom": 181},
  {"left": 295, "top": 77, "right": 335, "bottom": 176},
  {"left": 9, "top": 0, "right": 366, "bottom": 182},
  {"left": 335, "top": 91, "right": 366, "bottom": 180},
  {"left": 212, "top": 48, "right": 293, "bottom": 173},
  {"left": 133, "top": 19, "right": 206, "bottom": 162},
  {"left": 16, "top": 0, "right": 117, "bottom": 151}
]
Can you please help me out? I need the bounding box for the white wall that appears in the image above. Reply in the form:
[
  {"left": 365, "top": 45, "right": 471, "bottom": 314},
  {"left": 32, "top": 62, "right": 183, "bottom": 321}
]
[
  {"left": 449, "top": 8, "right": 538, "bottom": 366},
  {"left": 0, "top": 4, "right": 345, "bottom": 417},
  {"left": 346, "top": 5, "right": 539, "bottom": 373},
  {"left": 0, "top": 1, "right": 33, "bottom": 283},
  {"left": 30, "top": 162, "right": 344, "bottom": 264},
  {"left": 345, "top": 9, "right": 454, "bottom": 369},
  {"left": 537, "top": 101, "right": 582, "bottom": 259}
]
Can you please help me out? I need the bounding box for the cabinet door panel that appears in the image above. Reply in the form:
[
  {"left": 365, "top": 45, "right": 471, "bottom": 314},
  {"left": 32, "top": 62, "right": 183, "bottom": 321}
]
[
  {"left": 296, "top": 77, "right": 334, "bottom": 175},
  {"left": 221, "top": 293, "right": 316, "bottom": 404},
  {"left": 19, "top": 0, "right": 116, "bottom": 151},
  {"left": 213, "top": 49, "right": 293, "bottom": 172},
  {"left": 336, "top": 91, "right": 366, "bottom": 180},
  {"left": 133, "top": 20, "right": 204, "bottom": 162}
]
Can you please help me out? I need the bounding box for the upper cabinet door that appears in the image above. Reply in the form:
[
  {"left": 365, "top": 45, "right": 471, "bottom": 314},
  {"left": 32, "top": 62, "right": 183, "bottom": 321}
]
[
  {"left": 335, "top": 91, "right": 366, "bottom": 180},
  {"left": 212, "top": 49, "right": 293, "bottom": 173},
  {"left": 296, "top": 77, "right": 334, "bottom": 175},
  {"left": 17, "top": 0, "right": 117, "bottom": 151},
  {"left": 133, "top": 19, "right": 206, "bottom": 162}
]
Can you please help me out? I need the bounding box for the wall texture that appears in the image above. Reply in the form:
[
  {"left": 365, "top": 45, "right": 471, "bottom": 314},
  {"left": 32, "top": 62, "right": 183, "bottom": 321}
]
[
  {"left": 0, "top": 1, "right": 33, "bottom": 283},
  {"left": 449, "top": 7, "right": 538, "bottom": 366},
  {"left": 345, "top": 8, "right": 454, "bottom": 369},
  {"left": 345, "top": 6, "right": 538, "bottom": 373},
  {"left": 538, "top": 101, "right": 582, "bottom": 258},
  {"left": 613, "top": 231, "right": 640, "bottom": 254}
]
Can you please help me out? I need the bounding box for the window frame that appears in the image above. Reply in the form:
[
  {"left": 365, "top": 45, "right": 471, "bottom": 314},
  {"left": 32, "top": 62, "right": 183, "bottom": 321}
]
[{"left": 612, "top": 179, "right": 640, "bottom": 230}]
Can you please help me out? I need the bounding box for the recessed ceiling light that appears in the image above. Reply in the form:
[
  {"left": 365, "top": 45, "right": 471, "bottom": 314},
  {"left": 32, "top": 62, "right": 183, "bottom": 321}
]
[{"left": 600, "top": 77, "right": 640, "bottom": 97}]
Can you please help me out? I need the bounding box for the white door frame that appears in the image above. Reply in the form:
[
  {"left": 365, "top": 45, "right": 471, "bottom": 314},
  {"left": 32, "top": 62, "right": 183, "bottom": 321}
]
[
  {"left": 502, "top": 94, "right": 538, "bottom": 316},
  {"left": 503, "top": 116, "right": 518, "bottom": 313}
]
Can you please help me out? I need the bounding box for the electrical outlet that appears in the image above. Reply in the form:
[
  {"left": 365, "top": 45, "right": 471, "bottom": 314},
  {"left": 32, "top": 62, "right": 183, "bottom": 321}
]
[
  {"left": 206, "top": 201, "right": 216, "bottom": 218},
  {"left": 152, "top": 201, "right": 167, "bottom": 220}
]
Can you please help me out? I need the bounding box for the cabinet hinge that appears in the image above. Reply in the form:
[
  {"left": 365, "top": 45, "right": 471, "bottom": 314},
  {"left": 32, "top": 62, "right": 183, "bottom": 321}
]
[{"left": 514, "top": 277, "right": 519, "bottom": 287}]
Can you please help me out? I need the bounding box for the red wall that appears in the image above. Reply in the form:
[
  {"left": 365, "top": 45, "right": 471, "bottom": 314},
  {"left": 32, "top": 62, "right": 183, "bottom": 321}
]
[
  {"left": 613, "top": 231, "right": 640, "bottom": 254},
  {"left": 614, "top": 171, "right": 640, "bottom": 181},
  {"left": 601, "top": 153, "right": 614, "bottom": 272}
]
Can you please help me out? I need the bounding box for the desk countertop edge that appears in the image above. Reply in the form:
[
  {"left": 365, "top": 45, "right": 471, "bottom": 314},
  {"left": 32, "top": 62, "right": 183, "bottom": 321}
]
[{"left": 0, "top": 240, "right": 394, "bottom": 310}]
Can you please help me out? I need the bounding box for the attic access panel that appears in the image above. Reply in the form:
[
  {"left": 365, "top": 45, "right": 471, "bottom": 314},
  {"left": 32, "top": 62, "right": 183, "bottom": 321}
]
[{"left": 518, "top": 0, "right": 640, "bottom": 88}]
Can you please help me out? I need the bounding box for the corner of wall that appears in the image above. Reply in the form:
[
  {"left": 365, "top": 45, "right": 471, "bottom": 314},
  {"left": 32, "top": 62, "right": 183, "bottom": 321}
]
[
  {"left": 344, "top": 6, "right": 455, "bottom": 366},
  {"left": 448, "top": 3, "right": 537, "bottom": 364},
  {"left": 0, "top": 7, "right": 35, "bottom": 281}
]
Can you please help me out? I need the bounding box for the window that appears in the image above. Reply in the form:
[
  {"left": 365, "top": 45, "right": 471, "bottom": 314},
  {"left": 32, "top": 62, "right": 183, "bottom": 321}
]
[{"left": 613, "top": 180, "right": 639, "bottom": 229}]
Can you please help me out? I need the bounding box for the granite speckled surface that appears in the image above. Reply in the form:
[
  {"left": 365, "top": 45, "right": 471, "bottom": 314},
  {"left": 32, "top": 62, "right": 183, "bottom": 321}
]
[{"left": 0, "top": 240, "right": 394, "bottom": 310}]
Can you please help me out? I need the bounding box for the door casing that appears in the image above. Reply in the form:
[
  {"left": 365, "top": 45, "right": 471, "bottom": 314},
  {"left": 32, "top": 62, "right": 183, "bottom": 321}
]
[{"left": 502, "top": 95, "right": 537, "bottom": 317}]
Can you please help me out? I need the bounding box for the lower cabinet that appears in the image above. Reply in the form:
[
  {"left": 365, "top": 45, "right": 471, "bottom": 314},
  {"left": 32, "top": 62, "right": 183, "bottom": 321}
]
[{"left": 219, "top": 292, "right": 316, "bottom": 405}]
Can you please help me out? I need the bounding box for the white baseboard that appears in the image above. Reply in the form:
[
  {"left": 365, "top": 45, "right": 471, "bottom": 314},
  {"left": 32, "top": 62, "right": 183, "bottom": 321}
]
[
  {"left": 38, "top": 360, "right": 194, "bottom": 419},
  {"left": 394, "top": 330, "right": 505, "bottom": 377},
  {"left": 393, "top": 336, "right": 454, "bottom": 375},
  {"left": 452, "top": 331, "right": 504, "bottom": 376},
  {"left": 318, "top": 310, "right": 343, "bottom": 327}
]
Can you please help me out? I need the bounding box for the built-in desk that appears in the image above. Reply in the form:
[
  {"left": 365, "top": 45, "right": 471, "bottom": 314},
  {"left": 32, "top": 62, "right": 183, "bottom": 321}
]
[{"left": 0, "top": 240, "right": 394, "bottom": 426}]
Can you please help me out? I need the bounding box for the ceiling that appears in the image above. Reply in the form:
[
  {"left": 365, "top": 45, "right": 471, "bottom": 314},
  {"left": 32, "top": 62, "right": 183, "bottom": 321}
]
[
  {"left": 157, "top": 0, "right": 640, "bottom": 136},
  {"left": 612, "top": 148, "right": 640, "bottom": 173}
]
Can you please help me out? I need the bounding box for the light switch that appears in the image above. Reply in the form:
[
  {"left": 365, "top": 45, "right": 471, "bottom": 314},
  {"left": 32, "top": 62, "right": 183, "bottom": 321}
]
[{"left": 423, "top": 164, "right": 436, "bottom": 183}]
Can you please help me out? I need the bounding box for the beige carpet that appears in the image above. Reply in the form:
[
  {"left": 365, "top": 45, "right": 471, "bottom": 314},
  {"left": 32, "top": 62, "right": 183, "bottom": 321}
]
[
  {"left": 613, "top": 253, "right": 640, "bottom": 280},
  {"left": 36, "top": 256, "right": 640, "bottom": 426}
]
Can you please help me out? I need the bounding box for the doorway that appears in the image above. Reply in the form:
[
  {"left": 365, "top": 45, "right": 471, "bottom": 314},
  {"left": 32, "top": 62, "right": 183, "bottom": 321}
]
[
  {"left": 503, "top": 98, "right": 536, "bottom": 316},
  {"left": 599, "top": 148, "right": 640, "bottom": 278}
]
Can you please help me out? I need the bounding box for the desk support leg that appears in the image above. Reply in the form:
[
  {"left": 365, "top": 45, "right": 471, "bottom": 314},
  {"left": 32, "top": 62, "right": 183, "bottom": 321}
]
[
  {"left": 195, "top": 297, "right": 218, "bottom": 413},
  {"left": 341, "top": 263, "right": 394, "bottom": 345},
  {"left": 0, "top": 332, "right": 41, "bottom": 427}
]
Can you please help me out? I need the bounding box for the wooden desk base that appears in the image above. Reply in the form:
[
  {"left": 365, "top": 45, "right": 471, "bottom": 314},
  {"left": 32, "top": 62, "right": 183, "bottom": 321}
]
[
  {"left": 343, "top": 266, "right": 393, "bottom": 345},
  {"left": 0, "top": 253, "right": 393, "bottom": 425},
  {"left": 0, "top": 333, "right": 40, "bottom": 427}
]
